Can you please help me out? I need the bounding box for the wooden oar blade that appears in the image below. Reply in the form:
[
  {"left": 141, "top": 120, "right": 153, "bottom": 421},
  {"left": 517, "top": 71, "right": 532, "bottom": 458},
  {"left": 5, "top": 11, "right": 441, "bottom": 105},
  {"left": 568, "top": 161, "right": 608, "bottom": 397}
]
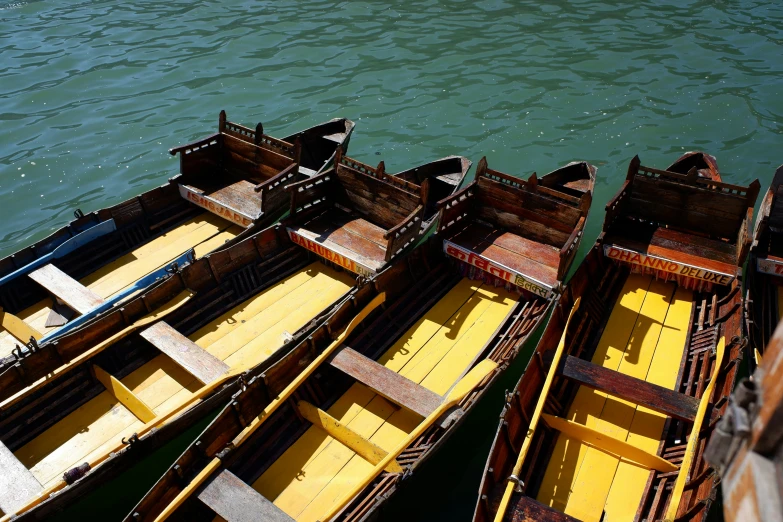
[{"left": 541, "top": 414, "right": 678, "bottom": 473}]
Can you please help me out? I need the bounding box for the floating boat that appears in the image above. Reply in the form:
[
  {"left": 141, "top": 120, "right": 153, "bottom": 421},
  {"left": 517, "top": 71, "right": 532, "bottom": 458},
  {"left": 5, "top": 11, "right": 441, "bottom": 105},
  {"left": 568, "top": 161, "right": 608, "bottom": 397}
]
[
  {"left": 125, "top": 157, "right": 595, "bottom": 522},
  {"left": 476, "top": 154, "right": 759, "bottom": 522},
  {"left": 0, "top": 150, "right": 462, "bottom": 521},
  {"left": 0, "top": 111, "right": 354, "bottom": 357},
  {"left": 746, "top": 165, "right": 783, "bottom": 367}
]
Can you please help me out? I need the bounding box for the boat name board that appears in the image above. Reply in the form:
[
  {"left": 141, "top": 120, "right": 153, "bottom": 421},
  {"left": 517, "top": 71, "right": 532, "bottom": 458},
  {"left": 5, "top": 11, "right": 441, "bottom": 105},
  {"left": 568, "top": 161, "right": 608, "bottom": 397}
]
[
  {"left": 443, "top": 240, "right": 552, "bottom": 298},
  {"left": 757, "top": 257, "right": 783, "bottom": 277},
  {"left": 603, "top": 244, "right": 734, "bottom": 285},
  {"left": 288, "top": 229, "right": 375, "bottom": 278},
  {"left": 178, "top": 185, "right": 253, "bottom": 227}
]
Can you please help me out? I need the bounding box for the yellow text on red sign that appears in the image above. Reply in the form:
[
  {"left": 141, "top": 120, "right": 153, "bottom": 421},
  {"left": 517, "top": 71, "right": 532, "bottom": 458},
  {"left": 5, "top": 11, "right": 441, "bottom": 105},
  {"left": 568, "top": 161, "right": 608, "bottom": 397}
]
[
  {"left": 443, "top": 240, "right": 551, "bottom": 298},
  {"left": 179, "top": 185, "right": 253, "bottom": 227},
  {"left": 288, "top": 229, "right": 375, "bottom": 278}
]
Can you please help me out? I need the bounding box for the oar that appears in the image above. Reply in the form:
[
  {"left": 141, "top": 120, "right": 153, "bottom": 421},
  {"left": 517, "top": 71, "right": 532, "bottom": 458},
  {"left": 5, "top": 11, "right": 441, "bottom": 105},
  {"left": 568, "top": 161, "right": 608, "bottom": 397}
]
[
  {"left": 492, "top": 297, "right": 581, "bottom": 522},
  {"left": 663, "top": 336, "right": 726, "bottom": 522},
  {"left": 0, "top": 219, "right": 116, "bottom": 287},
  {"left": 40, "top": 248, "right": 195, "bottom": 342},
  {"left": 152, "top": 292, "right": 387, "bottom": 522},
  {"left": 319, "top": 358, "right": 498, "bottom": 522}
]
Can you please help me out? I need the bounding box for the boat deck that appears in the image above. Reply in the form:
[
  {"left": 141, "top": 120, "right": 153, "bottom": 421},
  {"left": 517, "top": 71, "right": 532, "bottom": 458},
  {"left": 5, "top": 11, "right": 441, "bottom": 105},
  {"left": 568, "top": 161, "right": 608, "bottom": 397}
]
[
  {"left": 182, "top": 180, "right": 264, "bottom": 222},
  {"left": 536, "top": 274, "right": 693, "bottom": 522},
  {"left": 252, "top": 278, "right": 517, "bottom": 522},
  {"left": 288, "top": 207, "right": 390, "bottom": 272},
  {"left": 604, "top": 220, "right": 737, "bottom": 276},
  {"left": 449, "top": 222, "right": 560, "bottom": 289},
  {"left": 12, "top": 262, "right": 354, "bottom": 489},
  {"left": 0, "top": 213, "right": 240, "bottom": 358}
]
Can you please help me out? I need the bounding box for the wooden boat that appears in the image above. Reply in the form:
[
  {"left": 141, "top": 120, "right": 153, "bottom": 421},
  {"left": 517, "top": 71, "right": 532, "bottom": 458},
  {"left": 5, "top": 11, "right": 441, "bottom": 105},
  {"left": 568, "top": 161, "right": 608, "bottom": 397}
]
[
  {"left": 746, "top": 165, "right": 783, "bottom": 367},
  {"left": 476, "top": 154, "right": 759, "bottom": 522},
  {"left": 124, "top": 157, "right": 595, "bottom": 522},
  {"left": 0, "top": 151, "right": 463, "bottom": 521},
  {"left": 704, "top": 310, "right": 783, "bottom": 522},
  {"left": 0, "top": 111, "right": 354, "bottom": 358}
]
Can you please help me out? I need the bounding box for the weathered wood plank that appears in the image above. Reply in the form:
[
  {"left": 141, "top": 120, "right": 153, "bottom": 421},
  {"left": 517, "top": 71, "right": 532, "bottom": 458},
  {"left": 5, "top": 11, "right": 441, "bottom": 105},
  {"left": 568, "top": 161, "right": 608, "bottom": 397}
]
[
  {"left": 557, "top": 355, "right": 700, "bottom": 422},
  {"left": 28, "top": 263, "right": 105, "bottom": 314},
  {"left": 329, "top": 347, "right": 442, "bottom": 418},
  {"left": 140, "top": 321, "right": 229, "bottom": 385},
  {"left": 297, "top": 400, "right": 403, "bottom": 473},
  {"left": 0, "top": 440, "right": 43, "bottom": 515},
  {"left": 198, "top": 468, "right": 294, "bottom": 522}
]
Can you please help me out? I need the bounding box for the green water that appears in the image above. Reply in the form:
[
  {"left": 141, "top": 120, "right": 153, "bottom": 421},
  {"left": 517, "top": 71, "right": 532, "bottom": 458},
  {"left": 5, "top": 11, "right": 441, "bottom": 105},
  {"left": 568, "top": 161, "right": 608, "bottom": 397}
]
[{"left": 1, "top": 0, "right": 781, "bottom": 519}]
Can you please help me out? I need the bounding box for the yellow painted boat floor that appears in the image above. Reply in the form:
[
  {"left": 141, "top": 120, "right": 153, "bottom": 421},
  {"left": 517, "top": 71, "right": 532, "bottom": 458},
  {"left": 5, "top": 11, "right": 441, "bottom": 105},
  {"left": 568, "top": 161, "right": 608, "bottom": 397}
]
[
  {"left": 251, "top": 278, "right": 516, "bottom": 522},
  {"left": 12, "top": 261, "right": 354, "bottom": 488},
  {"left": 536, "top": 275, "right": 694, "bottom": 522},
  {"left": 0, "top": 213, "right": 241, "bottom": 358}
]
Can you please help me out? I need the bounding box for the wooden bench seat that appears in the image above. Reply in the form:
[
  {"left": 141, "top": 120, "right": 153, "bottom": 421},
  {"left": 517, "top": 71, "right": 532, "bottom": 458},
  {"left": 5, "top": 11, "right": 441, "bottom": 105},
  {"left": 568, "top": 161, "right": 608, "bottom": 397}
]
[
  {"left": 180, "top": 180, "right": 262, "bottom": 225},
  {"left": 329, "top": 347, "right": 442, "bottom": 418},
  {"left": 288, "top": 207, "right": 389, "bottom": 273},
  {"left": 555, "top": 354, "right": 716, "bottom": 423},
  {"left": 0, "top": 440, "right": 43, "bottom": 514},
  {"left": 28, "top": 264, "right": 105, "bottom": 315},
  {"left": 140, "top": 321, "right": 229, "bottom": 385},
  {"left": 449, "top": 222, "right": 560, "bottom": 289},
  {"left": 198, "top": 469, "right": 294, "bottom": 522},
  {"left": 604, "top": 219, "right": 737, "bottom": 277}
]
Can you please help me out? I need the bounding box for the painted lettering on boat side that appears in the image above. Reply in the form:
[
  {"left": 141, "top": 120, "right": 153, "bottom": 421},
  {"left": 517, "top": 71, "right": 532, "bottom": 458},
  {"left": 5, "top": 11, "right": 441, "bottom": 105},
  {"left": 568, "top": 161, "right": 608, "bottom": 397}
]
[
  {"left": 288, "top": 229, "right": 375, "bottom": 278},
  {"left": 603, "top": 245, "right": 734, "bottom": 285},
  {"left": 178, "top": 185, "right": 253, "bottom": 227},
  {"left": 757, "top": 257, "right": 783, "bottom": 276},
  {"left": 443, "top": 240, "right": 552, "bottom": 298}
]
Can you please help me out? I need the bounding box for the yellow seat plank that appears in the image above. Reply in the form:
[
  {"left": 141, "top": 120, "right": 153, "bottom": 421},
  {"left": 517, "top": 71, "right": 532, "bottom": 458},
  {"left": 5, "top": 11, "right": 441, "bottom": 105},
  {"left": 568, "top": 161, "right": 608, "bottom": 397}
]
[
  {"left": 92, "top": 365, "right": 156, "bottom": 423},
  {"left": 0, "top": 308, "right": 42, "bottom": 346},
  {"left": 537, "top": 274, "right": 652, "bottom": 511},
  {"left": 260, "top": 393, "right": 399, "bottom": 519},
  {"left": 293, "top": 406, "right": 421, "bottom": 522},
  {"left": 564, "top": 279, "right": 675, "bottom": 522},
  {"left": 297, "top": 400, "right": 403, "bottom": 473},
  {"left": 602, "top": 285, "right": 693, "bottom": 521}
]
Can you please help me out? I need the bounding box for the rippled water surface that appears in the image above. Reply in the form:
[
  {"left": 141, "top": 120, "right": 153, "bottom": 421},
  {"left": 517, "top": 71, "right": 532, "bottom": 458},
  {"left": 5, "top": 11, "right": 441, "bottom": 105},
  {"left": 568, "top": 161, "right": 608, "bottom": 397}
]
[{"left": 2, "top": 0, "right": 782, "bottom": 520}]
